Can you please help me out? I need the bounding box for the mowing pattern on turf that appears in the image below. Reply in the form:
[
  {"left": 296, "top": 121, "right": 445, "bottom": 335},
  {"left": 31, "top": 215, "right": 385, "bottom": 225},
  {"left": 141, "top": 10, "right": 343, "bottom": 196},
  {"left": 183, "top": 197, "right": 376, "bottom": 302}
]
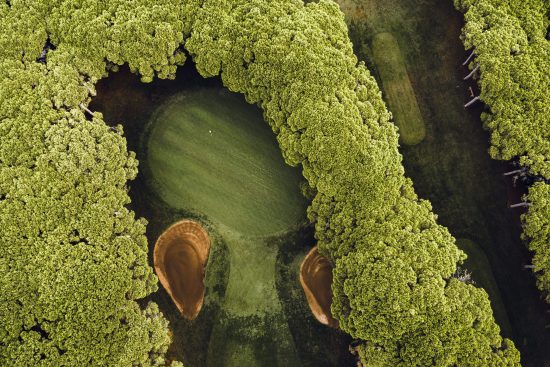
[
  {"left": 371, "top": 32, "right": 426, "bottom": 145},
  {"left": 147, "top": 89, "right": 305, "bottom": 236}
]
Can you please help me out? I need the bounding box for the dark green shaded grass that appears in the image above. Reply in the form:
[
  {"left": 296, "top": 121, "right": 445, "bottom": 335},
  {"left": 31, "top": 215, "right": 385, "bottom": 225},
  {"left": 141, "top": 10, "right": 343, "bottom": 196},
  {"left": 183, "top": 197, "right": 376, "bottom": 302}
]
[
  {"left": 275, "top": 228, "right": 355, "bottom": 367},
  {"left": 207, "top": 312, "right": 301, "bottom": 367},
  {"left": 371, "top": 32, "right": 426, "bottom": 145},
  {"left": 456, "top": 238, "right": 513, "bottom": 336}
]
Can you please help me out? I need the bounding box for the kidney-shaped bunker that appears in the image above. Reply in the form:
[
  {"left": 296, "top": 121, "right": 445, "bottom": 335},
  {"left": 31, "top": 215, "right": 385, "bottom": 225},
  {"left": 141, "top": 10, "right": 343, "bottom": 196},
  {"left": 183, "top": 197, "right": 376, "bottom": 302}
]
[
  {"left": 300, "top": 246, "right": 338, "bottom": 328},
  {"left": 154, "top": 220, "right": 211, "bottom": 320}
]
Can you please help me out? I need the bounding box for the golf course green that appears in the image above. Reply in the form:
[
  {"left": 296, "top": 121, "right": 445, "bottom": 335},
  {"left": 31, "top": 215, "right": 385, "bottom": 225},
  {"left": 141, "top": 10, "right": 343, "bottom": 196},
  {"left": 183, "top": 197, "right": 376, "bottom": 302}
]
[
  {"left": 147, "top": 89, "right": 306, "bottom": 236},
  {"left": 91, "top": 65, "right": 361, "bottom": 367},
  {"left": 146, "top": 88, "right": 307, "bottom": 366}
]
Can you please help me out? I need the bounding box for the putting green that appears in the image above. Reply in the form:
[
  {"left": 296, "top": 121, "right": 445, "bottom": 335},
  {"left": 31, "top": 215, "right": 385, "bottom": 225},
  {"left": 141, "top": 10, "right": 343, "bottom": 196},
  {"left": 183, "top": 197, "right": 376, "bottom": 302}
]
[
  {"left": 371, "top": 32, "right": 426, "bottom": 145},
  {"left": 146, "top": 88, "right": 308, "bottom": 366},
  {"left": 147, "top": 89, "right": 306, "bottom": 236}
]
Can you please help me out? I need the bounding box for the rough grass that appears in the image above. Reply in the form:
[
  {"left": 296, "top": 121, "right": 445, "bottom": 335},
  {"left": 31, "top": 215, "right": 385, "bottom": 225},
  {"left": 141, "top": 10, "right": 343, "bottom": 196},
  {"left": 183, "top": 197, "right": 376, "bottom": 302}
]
[
  {"left": 371, "top": 32, "right": 426, "bottom": 145},
  {"left": 220, "top": 233, "right": 282, "bottom": 316}
]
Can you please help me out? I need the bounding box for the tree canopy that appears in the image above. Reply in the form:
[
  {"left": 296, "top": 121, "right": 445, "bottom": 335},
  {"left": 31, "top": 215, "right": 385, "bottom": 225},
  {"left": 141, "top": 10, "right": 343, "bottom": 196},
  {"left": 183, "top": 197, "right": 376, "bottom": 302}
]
[
  {"left": 455, "top": 0, "right": 549, "bottom": 176},
  {"left": 0, "top": 0, "right": 522, "bottom": 366},
  {"left": 186, "top": 0, "right": 519, "bottom": 365},
  {"left": 0, "top": 1, "right": 189, "bottom": 365},
  {"left": 455, "top": 0, "right": 550, "bottom": 302}
]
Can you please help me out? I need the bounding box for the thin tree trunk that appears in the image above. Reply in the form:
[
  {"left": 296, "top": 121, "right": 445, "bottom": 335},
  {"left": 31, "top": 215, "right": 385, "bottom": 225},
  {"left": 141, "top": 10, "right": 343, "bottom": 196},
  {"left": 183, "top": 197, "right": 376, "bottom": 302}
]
[
  {"left": 84, "top": 84, "right": 96, "bottom": 97},
  {"left": 509, "top": 202, "right": 531, "bottom": 208},
  {"left": 503, "top": 168, "right": 525, "bottom": 176},
  {"left": 464, "top": 96, "right": 480, "bottom": 108},
  {"left": 79, "top": 103, "right": 93, "bottom": 116},
  {"left": 463, "top": 64, "right": 480, "bottom": 80},
  {"left": 462, "top": 50, "right": 475, "bottom": 66}
]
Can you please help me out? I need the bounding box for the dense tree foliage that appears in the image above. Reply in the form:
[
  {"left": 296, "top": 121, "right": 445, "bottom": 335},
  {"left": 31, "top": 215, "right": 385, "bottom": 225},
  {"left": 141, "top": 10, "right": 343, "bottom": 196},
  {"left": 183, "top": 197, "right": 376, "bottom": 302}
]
[
  {"left": 0, "top": 1, "right": 189, "bottom": 365},
  {"left": 455, "top": 0, "right": 549, "bottom": 176},
  {"left": 186, "top": 0, "right": 519, "bottom": 365},
  {"left": 1, "top": 0, "right": 523, "bottom": 365},
  {"left": 455, "top": 0, "right": 550, "bottom": 302},
  {"left": 522, "top": 182, "right": 550, "bottom": 302}
]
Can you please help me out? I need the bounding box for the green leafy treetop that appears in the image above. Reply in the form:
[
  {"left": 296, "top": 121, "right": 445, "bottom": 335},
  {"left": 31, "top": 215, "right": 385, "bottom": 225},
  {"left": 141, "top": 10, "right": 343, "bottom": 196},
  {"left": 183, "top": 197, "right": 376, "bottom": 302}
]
[
  {"left": 186, "top": 0, "right": 520, "bottom": 365},
  {"left": 455, "top": 0, "right": 549, "bottom": 177},
  {"left": 455, "top": 0, "right": 550, "bottom": 302},
  {"left": 522, "top": 182, "right": 550, "bottom": 302},
  {"left": 0, "top": 1, "right": 191, "bottom": 365},
  {"left": 0, "top": 0, "right": 523, "bottom": 366}
]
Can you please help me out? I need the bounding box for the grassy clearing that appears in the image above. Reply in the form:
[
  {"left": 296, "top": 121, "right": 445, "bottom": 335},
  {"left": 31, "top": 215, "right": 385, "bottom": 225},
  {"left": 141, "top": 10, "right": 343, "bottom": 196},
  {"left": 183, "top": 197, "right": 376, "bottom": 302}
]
[
  {"left": 371, "top": 32, "right": 426, "bottom": 145},
  {"left": 146, "top": 88, "right": 306, "bottom": 236},
  {"left": 92, "top": 66, "right": 354, "bottom": 367},
  {"left": 146, "top": 88, "right": 309, "bottom": 366}
]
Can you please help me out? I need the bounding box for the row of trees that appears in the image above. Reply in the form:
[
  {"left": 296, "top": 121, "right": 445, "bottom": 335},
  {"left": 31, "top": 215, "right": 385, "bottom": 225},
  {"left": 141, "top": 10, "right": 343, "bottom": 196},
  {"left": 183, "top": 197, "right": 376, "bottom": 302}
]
[
  {"left": 0, "top": 0, "right": 529, "bottom": 365},
  {"left": 0, "top": 1, "right": 190, "bottom": 365},
  {"left": 455, "top": 0, "right": 550, "bottom": 302},
  {"left": 522, "top": 183, "right": 550, "bottom": 302},
  {"left": 185, "top": 0, "right": 519, "bottom": 365}
]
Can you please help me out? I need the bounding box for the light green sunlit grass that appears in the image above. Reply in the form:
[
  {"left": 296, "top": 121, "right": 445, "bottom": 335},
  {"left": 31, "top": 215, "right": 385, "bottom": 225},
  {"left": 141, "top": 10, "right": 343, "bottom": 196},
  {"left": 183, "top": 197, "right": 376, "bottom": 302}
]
[
  {"left": 371, "top": 32, "right": 426, "bottom": 145},
  {"left": 147, "top": 89, "right": 306, "bottom": 236}
]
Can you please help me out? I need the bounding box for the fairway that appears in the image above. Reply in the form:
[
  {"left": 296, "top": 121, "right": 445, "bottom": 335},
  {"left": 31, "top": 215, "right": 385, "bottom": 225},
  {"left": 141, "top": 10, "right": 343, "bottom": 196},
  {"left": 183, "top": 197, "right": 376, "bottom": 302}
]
[
  {"left": 146, "top": 88, "right": 308, "bottom": 366},
  {"left": 147, "top": 89, "right": 306, "bottom": 236},
  {"left": 371, "top": 32, "right": 426, "bottom": 145},
  {"left": 92, "top": 67, "right": 352, "bottom": 367}
]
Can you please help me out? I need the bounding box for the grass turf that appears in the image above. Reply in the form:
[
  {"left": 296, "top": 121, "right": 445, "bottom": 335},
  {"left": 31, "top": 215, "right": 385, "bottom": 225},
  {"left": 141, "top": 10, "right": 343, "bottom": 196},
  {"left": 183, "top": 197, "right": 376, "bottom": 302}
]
[
  {"left": 146, "top": 88, "right": 309, "bottom": 366},
  {"left": 146, "top": 89, "right": 306, "bottom": 236},
  {"left": 370, "top": 32, "right": 426, "bottom": 145},
  {"left": 91, "top": 66, "right": 353, "bottom": 367}
]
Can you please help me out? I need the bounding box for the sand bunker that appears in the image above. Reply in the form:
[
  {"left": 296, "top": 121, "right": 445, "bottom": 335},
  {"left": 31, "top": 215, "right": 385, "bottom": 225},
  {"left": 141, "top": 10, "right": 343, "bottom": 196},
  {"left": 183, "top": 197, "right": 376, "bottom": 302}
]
[
  {"left": 300, "top": 246, "right": 338, "bottom": 328},
  {"left": 154, "top": 220, "right": 211, "bottom": 319}
]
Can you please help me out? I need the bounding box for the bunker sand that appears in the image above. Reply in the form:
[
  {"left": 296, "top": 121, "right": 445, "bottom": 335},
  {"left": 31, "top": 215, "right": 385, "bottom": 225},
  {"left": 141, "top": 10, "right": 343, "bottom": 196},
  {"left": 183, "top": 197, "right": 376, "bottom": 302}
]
[
  {"left": 300, "top": 246, "right": 338, "bottom": 328},
  {"left": 154, "top": 220, "right": 211, "bottom": 320}
]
